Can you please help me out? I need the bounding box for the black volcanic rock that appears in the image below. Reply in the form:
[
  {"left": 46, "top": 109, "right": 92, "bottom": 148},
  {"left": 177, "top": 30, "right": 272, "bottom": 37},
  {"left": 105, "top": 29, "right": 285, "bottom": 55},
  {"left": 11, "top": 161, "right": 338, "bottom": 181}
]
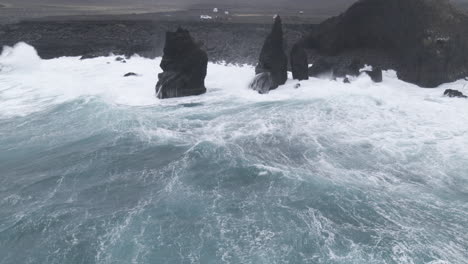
[
  {"left": 444, "top": 89, "right": 467, "bottom": 98},
  {"left": 309, "top": 57, "right": 383, "bottom": 83},
  {"left": 309, "top": 58, "right": 363, "bottom": 79},
  {"left": 124, "top": 72, "right": 138, "bottom": 77},
  {"left": 290, "top": 42, "right": 309, "bottom": 81},
  {"left": 79, "top": 52, "right": 108, "bottom": 60},
  {"left": 0, "top": 20, "right": 308, "bottom": 66},
  {"left": 364, "top": 67, "right": 383, "bottom": 83},
  {"left": 334, "top": 59, "right": 362, "bottom": 78},
  {"left": 302, "top": 0, "right": 468, "bottom": 88},
  {"left": 249, "top": 72, "right": 275, "bottom": 94},
  {"left": 308, "top": 58, "right": 334, "bottom": 78},
  {"left": 251, "top": 16, "right": 288, "bottom": 93},
  {"left": 116, "top": 57, "right": 127, "bottom": 63},
  {"left": 155, "top": 28, "right": 208, "bottom": 99}
]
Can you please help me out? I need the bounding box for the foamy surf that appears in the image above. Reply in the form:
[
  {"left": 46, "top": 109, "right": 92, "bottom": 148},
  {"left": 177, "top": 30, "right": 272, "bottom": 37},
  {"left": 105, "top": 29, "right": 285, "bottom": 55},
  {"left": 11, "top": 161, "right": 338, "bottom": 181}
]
[{"left": 0, "top": 42, "right": 467, "bottom": 264}]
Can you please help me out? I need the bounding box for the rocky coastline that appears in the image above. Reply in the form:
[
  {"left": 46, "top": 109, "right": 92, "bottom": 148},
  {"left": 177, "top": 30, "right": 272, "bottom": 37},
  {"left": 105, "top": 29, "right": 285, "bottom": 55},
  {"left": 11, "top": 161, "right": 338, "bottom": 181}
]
[
  {"left": 0, "top": 19, "right": 310, "bottom": 66},
  {"left": 1, "top": 0, "right": 468, "bottom": 92}
]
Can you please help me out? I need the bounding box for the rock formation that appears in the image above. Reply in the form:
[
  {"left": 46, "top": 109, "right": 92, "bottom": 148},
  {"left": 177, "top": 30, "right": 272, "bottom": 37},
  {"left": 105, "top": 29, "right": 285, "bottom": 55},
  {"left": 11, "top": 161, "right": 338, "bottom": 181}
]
[
  {"left": 309, "top": 58, "right": 362, "bottom": 79},
  {"left": 250, "top": 16, "right": 288, "bottom": 93},
  {"left": 308, "top": 58, "right": 334, "bottom": 79},
  {"left": 0, "top": 20, "right": 307, "bottom": 66},
  {"left": 249, "top": 72, "right": 276, "bottom": 94},
  {"left": 116, "top": 57, "right": 127, "bottom": 63},
  {"left": 308, "top": 58, "right": 383, "bottom": 82},
  {"left": 444, "top": 89, "right": 467, "bottom": 98},
  {"left": 364, "top": 67, "right": 383, "bottom": 83},
  {"left": 155, "top": 28, "right": 208, "bottom": 99},
  {"left": 290, "top": 42, "right": 309, "bottom": 81},
  {"left": 300, "top": 0, "right": 468, "bottom": 88},
  {"left": 124, "top": 72, "right": 138, "bottom": 77}
]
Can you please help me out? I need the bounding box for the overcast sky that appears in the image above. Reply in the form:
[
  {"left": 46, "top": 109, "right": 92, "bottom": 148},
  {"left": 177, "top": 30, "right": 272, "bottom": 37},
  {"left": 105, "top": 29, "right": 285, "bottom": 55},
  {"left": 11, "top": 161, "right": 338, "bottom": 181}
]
[
  {"left": 9, "top": 0, "right": 356, "bottom": 7},
  {"left": 6, "top": 0, "right": 468, "bottom": 13}
]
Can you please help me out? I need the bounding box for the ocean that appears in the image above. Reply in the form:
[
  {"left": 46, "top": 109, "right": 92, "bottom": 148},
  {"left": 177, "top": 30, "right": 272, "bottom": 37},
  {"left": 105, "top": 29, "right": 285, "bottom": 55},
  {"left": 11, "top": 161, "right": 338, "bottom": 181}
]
[{"left": 0, "top": 42, "right": 467, "bottom": 264}]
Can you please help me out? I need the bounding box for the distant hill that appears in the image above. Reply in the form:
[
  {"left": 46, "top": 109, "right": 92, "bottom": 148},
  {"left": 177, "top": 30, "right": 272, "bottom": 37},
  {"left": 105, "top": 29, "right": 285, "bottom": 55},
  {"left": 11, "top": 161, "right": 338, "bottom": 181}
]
[{"left": 1, "top": 0, "right": 467, "bottom": 23}]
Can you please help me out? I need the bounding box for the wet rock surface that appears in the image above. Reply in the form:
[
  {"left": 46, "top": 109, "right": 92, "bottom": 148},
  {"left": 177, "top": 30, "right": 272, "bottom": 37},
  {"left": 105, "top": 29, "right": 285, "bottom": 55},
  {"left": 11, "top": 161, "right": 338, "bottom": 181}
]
[
  {"left": 308, "top": 58, "right": 334, "bottom": 78},
  {"left": 444, "top": 89, "right": 467, "bottom": 98},
  {"left": 2, "top": 0, "right": 468, "bottom": 89},
  {"left": 124, "top": 72, "right": 138, "bottom": 77},
  {"left": 249, "top": 72, "right": 275, "bottom": 94},
  {"left": 155, "top": 28, "right": 208, "bottom": 99},
  {"left": 301, "top": 0, "right": 468, "bottom": 87},
  {"left": 250, "top": 16, "right": 288, "bottom": 93},
  {"left": 290, "top": 42, "right": 309, "bottom": 81},
  {"left": 364, "top": 67, "right": 383, "bottom": 83},
  {"left": 308, "top": 57, "right": 383, "bottom": 83}
]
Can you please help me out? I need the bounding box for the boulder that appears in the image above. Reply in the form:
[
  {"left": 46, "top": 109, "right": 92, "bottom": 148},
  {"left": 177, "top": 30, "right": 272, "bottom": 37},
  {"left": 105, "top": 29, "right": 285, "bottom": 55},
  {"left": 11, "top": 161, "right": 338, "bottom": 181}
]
[
  {"left": 250, "top": 16, "right": 288, "bottom": 93},
  {"left": 301, "top": 0, "right": 468, "bottom": 87},
  {"left": 290, "top": 42, "right": 309, "bottom": 81},
  {"left": 444, "top": 89, "right": 467, "bottom": 98},
  {"left": 124, "top": 72, "right": 138, "bottom": 77},
  {"left": 155, "top": 28, "right": 208, "bottom": 99}
]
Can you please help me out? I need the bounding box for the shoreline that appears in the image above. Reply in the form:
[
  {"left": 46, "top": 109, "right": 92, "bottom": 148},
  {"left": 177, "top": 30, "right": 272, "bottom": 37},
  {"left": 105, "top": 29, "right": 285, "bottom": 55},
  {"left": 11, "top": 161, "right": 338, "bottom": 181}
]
[
  {"left": 1, "top": 1, "right": 467, "bottom": 88},
  {"left": 0, "top": 18, "right": 312, "bottom": 65}
]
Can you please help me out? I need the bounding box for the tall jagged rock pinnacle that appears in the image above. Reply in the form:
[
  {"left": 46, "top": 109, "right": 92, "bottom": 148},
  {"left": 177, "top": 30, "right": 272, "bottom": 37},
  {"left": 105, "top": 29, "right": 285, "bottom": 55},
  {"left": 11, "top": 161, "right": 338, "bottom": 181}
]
[
  {"left": 250, "top": 16, "right": 288, "bottom": 93},
  {"left": 290, "top": 42, "right": 309, "bottom": 81},
  {"left": 155, "top": 28, "right": 208, "bottom": 99}
]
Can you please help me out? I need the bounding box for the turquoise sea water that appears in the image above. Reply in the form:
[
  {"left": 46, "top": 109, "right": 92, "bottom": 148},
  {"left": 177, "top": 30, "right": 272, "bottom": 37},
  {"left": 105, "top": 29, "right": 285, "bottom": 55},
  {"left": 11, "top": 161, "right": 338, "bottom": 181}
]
[{"left": 0, "top": 43, "right": 467, "bottom": 264}]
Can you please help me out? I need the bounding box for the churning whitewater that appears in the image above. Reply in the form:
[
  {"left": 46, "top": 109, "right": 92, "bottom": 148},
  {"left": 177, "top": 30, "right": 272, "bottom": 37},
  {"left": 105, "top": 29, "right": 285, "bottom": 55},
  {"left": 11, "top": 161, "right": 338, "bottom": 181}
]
[{"left": 0, "top": 43, "right": 467, "bottom": 264}]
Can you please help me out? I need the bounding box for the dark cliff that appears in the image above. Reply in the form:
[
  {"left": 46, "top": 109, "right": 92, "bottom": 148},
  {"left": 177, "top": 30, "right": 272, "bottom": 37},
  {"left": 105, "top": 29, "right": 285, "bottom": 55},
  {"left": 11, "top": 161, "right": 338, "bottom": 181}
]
[{"left": 302, "top": 0, "right": 468, "bottom": 87}]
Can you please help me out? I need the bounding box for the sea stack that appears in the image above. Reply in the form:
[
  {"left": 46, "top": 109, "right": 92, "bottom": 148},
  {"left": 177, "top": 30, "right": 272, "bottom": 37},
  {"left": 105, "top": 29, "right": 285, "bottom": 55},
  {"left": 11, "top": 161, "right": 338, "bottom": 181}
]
[
  {"left": 290, "top": 42, "right": 309, "bottom": 81},
  {"left": 301, "top": 0, "right": 468, "bottom": 87},
  {"left": 250, "top": 15, "right": 288, "bottom": 94},
  {"left": 155, "top": 28, "right": 208, "bottom": 99}
]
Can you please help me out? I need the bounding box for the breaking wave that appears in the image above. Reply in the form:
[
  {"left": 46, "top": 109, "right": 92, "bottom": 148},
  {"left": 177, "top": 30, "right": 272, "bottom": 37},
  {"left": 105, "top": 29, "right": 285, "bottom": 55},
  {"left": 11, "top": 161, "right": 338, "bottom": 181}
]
[{"left": 0, "top": 43, "right": 467, "bottom": 264}]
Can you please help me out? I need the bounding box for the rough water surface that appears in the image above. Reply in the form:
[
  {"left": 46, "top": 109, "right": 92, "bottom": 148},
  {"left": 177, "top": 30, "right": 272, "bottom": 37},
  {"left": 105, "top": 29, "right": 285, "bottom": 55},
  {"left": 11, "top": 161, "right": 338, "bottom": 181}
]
[{"left": 0, "top": 43, "right": 467, "bottom": 264}]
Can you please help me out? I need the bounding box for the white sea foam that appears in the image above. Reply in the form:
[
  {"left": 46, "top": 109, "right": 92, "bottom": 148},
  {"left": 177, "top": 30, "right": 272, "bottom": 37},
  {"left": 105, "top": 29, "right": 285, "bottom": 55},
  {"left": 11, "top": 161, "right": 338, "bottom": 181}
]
[
  {"left": 1, "top": 42, "right": 468, "bottom": 166},
  {"left": 1, "top": 42, "right": 468, "bottom": 176},
  {"left": 1, "top": 43, "right": 468, "bottom": 263},
  {"left": 0, "top": 42, "right": 42, "bottom": 72},
  {"left": 0, "top": 42, "right": 467, "bottom": 115}
]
